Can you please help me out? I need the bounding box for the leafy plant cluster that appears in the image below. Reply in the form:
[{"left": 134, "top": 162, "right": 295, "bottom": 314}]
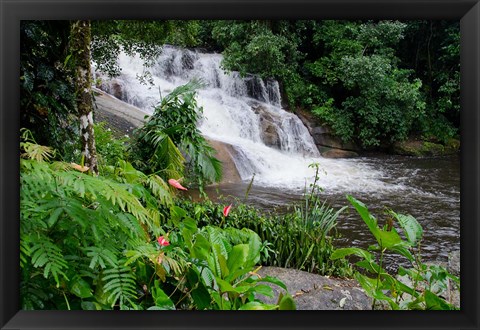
[
  {"left": 20, "top": 133, "right": 293, "bottom": 310},
  {"left": 174, "top": 165, "right": 353, "bottom": 278},
  {"left": 93, "top": 122, "right": 129, "bottom": 167},
  {"left": 331, "top": 196, "right": 459, "bottom": 310},
  {"left": 20, "top": 21, "right": 79, "bottom": 158},
  {"left": 129, "top": 80, "right": 222, "bottom": 193}
]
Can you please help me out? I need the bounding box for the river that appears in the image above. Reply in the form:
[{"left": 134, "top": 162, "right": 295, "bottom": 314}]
[{"left": 194, "top": 153, "right": 460, "bottom": 267}]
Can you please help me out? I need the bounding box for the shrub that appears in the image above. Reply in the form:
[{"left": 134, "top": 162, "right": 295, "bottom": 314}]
[
  {"left": 94, "top": 121, "right": 129, "bottom": 167},
  {"left": 129, "top": 80, "right": 222, "bottom": 194}
]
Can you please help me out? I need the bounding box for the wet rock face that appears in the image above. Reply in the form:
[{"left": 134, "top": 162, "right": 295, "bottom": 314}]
[
  {"left": 295, "top": 109, "right": 360, "bottom": 158},
  {"left": 256, "top": 267, "right": 372, "bottom": 310},
  {"left": 97, "top": 77, "right": 125, "bottom": 101},
  {"left": 251, "top": 103, "right": 281, "bottom": 149},
  {"left": 259, "top": 117, "right": 280, "bottom": 148},
  {"left": 321, "top": 148, "right": 359, "bottom": 158},
  {"left": 205, "top": 139, "right": 242, "bottom": 184}
]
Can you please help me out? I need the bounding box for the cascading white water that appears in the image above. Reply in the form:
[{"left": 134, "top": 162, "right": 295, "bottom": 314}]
[{"left": 95, "top": 46, "right": 404, "bottom": 194}]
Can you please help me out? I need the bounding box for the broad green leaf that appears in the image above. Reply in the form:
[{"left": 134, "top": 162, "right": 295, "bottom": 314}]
[
  {"left": 152, "top": 280, "right": 175, "bottom": 310},
  {"left": 238, "top": 302, "right": 278, "bottom": 310},
  {"left": 278, "top": 294, "right": 296, "bottom": 310},
  {"left": 424, "top": 290, "right": 454, "bottom": 310},
  {"left": 389, "top": 244, "right": 414, "bottom": 262},
  {"left": 258, "top": 276, "right": 287, "bottom": 291},
  {"left": 216, "top": 277, "right": 236, "bottom": 293},
  {"left": 249, "top": 284, "right": 274, "bottom": 298},
  {"left": 245, "top": 230, "right": 262, "bottom": 266},
  {"left": 330, "top": 247, "right": 373, "bottom": 261},
  {"left": 190, "top": 284, "right": 211, "bottom": 310},
  {"left": 392, "top": 212, "right": 423, "bottom": 245},
  {"left": 191, "top": 235, "right": 211, "bottom": 261},
  {"left": 213, "top": 244, "right": 229, "bottom": 278},
  {"left": 376, "top": 229, "right": 403, "bottom": 249},
  {"left": 227, "top": 244, "right": 248, "bottom": 275},
  {"left": 347, "top": 195, "right": 381, "bottom": 239},
  {"left": 68, "top": 276, "right": 93, "bottom": 298},
  {"left": 181, "top": 217, "right": 197, "bottom": 250},
  {"left": 186, "top": 266, "right": 214, "bottom": 308},
  {"left": 355, "top": 260, "right": 381, "bottom": 274},
  {"left": 354, "top": 273, "right": 380, "bottom": 297}
]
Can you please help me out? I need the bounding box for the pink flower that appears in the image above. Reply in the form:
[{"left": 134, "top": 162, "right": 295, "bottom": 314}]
[
  {"left": 157, "top": 236, "right": 170, "bottom": 247},
  {"left": 223, "top": 204, "right": 232, "bottom": 217},
  {"left": 168, "top": 178, "right": 187, "bottom": 191}
]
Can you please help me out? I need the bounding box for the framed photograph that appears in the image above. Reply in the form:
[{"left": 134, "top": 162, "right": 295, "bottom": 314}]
[{"left": 1, "top": 0, "right": 479, "bottom": 329}]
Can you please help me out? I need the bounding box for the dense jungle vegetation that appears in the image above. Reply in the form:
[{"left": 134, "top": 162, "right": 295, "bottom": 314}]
[{"left": 19, "top": 20, "right": 459, "bottom": 310}]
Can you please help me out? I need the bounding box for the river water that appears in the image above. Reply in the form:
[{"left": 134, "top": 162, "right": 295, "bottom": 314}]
[{"left": 195, "top": 153, "right": 460, "bottom": 267}]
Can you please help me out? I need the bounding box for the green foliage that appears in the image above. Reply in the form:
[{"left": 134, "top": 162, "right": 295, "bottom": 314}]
[
  {"left": 175, "top": 192, "right": 353, "bottom": 278},
  {"left": 94, "top": 122, "right": 129, "bottom": 167},
  {"left": 212, "top": 21, "right": 299, "bottom": 79},
  {"left": 309, "top": 21, "right": 425, "bottom": 147},
  {"left": 20, "top": 21, "right": 79, "bottom": 158},
  {"left": 330, "top": 196, "right": 459, "bottom": 310},
  {"left": 130, "top": 80, "right": 222, "bottom": 193},
  {"left": 200, "top": 19, "right": 459, "bottom": 148},
  {"left": 20, "top": 137, "right": 171, "bottom": 309},
  {"left": 20, "top": 137, "right": 290, "bottom": 311},
  {"left": 398, "top": 21, "right": 460, "bottom": 143}
]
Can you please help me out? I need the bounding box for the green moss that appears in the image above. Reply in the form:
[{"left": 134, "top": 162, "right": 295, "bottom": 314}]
[{"left": 393, "top": 139, "right": 459, "bottom": 156}]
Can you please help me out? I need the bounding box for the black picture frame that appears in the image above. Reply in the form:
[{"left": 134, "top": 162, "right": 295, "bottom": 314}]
[{"left": 1, "top": 0, "right": 479, "bottom": 329}]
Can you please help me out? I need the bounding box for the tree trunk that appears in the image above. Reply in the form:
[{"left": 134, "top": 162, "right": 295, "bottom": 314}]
[{"left": 70, "top": 20, "right": 98, "bottom": 175}]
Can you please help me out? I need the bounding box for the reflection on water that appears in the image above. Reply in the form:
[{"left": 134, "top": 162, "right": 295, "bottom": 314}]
[{"left": 189, "top": 154, "right": 460, "bottom": 265}]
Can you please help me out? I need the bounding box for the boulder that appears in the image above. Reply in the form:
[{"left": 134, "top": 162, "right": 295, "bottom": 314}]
[
  {"left": 296, "top": 109, "right": 360, "bottom": 156},
  {"left": 205, "top": 139, "right": 242, "bottom": 184},
  {"left": 260, "top": 119, "right": 281, "bottom": 148},
  {"left": 313, "top": 133, "right": 359, "bottom": 152},
  {"left": 251, "top": 103, "right": 282, "bottom": 148},
  {"left": 256, "top": 267, "right": 372, "bottom": 310},
  {"left": 108, "top": 79, "right": 124, "bottom": 100},
  {"left": 321, "top": 148, "right": 359, "bottom": 158}
]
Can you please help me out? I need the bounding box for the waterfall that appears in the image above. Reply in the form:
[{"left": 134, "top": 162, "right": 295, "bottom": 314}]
[{"left": 95, "top": 46, "right": 396, "bottom": 193}]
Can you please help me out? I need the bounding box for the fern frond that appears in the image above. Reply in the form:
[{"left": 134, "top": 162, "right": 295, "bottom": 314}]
[
  {"left": 145, "top": 174, "right": 172, "bottom": 205},
  {"left": 115, "top": 212, "right": 147, "bottom": 239},
  {"left": 84, "top": 246, "right": 119, "bottom": 270},
  {"left": 148, "top": 131, "right": 185, "bottom": 179},
  {"left": 29, "top": 236, "right": 68, "bottom": 286},
  {"left": 20, "top": 234, "right": 31, "bottom": 268},
  {"left": 124, "top": 238, "right": 162, "bottom": 265},
  {"left": 102, "top": 265, "right": 138, "bottom": 308},
  {"left": 20, "top": 141, "right": 55, "bottom": 162}
]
